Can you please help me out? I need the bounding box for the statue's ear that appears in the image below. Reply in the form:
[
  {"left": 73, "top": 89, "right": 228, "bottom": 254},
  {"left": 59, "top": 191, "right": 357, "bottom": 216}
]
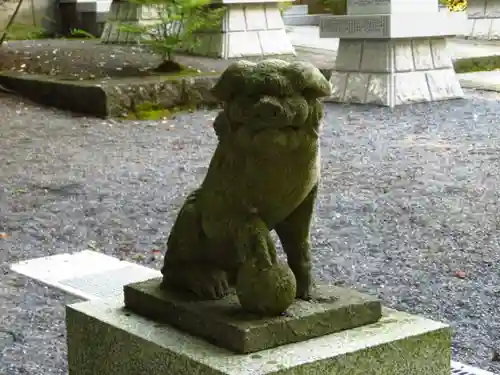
[
  {"left": 211, "top": 60, "right": 256, "bottom": 102},
  {"left": 285, "top": 62, "right": 332, "bottom": 100}
]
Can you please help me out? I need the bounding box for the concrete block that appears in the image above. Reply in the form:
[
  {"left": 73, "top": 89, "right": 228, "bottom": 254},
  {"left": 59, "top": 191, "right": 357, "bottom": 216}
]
[
  {"left": 394, "top": 40, "right": 415, "bottom": 71},
  {"left": 327, "top": 38, "right": 464, "bottom": 107},
  {"left": 330, "top": 71, "right": 349, "bottom": 99},
  {"left": 486, "top": 0, "right": 500, "bottom": 17},
  {"left": 227, "top": 30, "right": 262, "bottom": 56},
  {"left": 67, "top": 297, "right": 452, "bottom": 375},
  {"left": 465, "top": 0, "right": 500, "bottom": 39},
  {"left": 468, "top": 0, "right": 487, "bottom": 18},
  {"left": 411, "top": 39, "right": 434, "bottom": 70},
  {"left": 333, "top": 39, "right": 363, "bottom": 71},
  {"left": 344, "top": 72, "right": 371, "bottom": 102},
  {"left": 366, "top": 73, "right": 391, "bottom": 105},
  {"left": 259, "top": 29, "right": 295, "bottom": 55},
  {"left": 425, "top": 69, "right": 462, "bottom": 101},
  {"left": 430, "top": 39, "right": 453, "bottom": 69},
  {"left": 227, "top": 5, "right": 247, "bottom": 31},
  {"left": 489, "top": 18, "right": 500, "bottom": 37},
  {"left": 360, "top": 40, "right": 393, "bottom": 73},
  {"left": 394, "top": 70, "right": 432, "bottom": 104},
  {"left": 245, "top": 4, "right": 268, "bottom": 30},
  {"left": 264, "top": 5, "right": 285, "bottom": 29},
  {"left": 472, "top": 18, "right": 493, "bottom": 38}
]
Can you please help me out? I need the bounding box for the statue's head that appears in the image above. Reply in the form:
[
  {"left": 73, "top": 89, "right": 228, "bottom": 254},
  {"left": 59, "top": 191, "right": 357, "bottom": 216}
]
[{"left": 211, "top": 60, "right": 332, "bottom": 139}]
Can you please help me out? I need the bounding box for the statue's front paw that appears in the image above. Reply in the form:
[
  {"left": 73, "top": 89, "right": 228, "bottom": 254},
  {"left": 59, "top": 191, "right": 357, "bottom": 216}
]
[
  {"left": 190, "top": 269, "right": 230, "bottom": 300},
  {"left": 296, "top": 280, "right": 314, "bottom": 301}
]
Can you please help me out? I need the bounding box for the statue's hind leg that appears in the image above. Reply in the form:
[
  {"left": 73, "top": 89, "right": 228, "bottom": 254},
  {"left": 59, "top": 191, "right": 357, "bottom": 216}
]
[
  {"left": 274, "top": 184, "right": 318, "bottom": 299},
  {"left": 161, "top": 190, "right": 230, "bottom": 300}
]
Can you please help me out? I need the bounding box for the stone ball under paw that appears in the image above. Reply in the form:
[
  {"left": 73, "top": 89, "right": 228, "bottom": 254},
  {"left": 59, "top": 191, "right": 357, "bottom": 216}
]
[{"left": 236, "top": 261, "right": 297, "bottom": 317}]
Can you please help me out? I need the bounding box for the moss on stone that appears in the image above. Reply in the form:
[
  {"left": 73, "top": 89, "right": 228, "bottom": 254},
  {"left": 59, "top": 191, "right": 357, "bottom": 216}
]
[
  {"left": 161, "top": 59, "right": 335, "bottom": 314},
  {"left": 236, "top": 261, "right": 297, "bottom": 316},
  {"left": 124, "top": 99, "right": 221, "bottom": 121},
  {"left": 453, "top": 55, "right": 500, "bottom": 73},
  {"left": 125, "top": 101, "right": 196, "bottom": 121},
  {"left": 123, "top": 279, "right": 383, "bottom": 354}
]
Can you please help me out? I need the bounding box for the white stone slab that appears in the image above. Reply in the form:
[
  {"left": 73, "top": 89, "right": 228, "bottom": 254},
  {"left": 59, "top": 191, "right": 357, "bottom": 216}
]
[
  {"left": 319, "top": 11, "right": 466, "bottom": 39},
  {"left": 451, "top": 361, "right": 499, "bottom": 375},
  {"left": 459, "top": 70, "right": 500, "bottom": 91},
  {"left": 10, "top": 250, "right": 161, "bottom": 300}
]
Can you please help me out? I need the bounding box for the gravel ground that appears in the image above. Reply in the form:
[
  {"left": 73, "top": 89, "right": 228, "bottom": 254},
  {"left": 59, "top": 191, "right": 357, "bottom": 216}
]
[
  {"left": 0, "top": 39, "right": 334, "bottom": 79},
  {"left": 1, "top": 89, "right": 500, "bottom": 374}
]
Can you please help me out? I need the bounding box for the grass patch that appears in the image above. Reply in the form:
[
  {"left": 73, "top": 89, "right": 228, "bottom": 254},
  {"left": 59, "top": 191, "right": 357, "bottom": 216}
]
[
  {"left": 3, "top": 23, "right": 51, "bottom": 40},
  {"left": 453, "top": 55, "right": 500, "bottom": 73},
  {"left": 125, "top": 100, "right": 221, "bottom": 121},
  {"left": 125, "top": 102, "right": 197, "bottom": 120}
]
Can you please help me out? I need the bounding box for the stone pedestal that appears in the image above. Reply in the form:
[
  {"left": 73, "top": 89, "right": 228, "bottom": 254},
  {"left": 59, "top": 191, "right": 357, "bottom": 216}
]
[
  {"left": 123, "top": 279, "right": 382, "bottom": 354},
  {"left": 66, "top": 297, "right": 452, "bottom": 375},
  {"left": 58, "top": 0, "right": 111, "bottom": 37},
  {"left": 320, "top": 0, "right": 465, "bottom": 107},
  {"left": 191, "top": 0, "right": 295, "bottom": 58},
  {"left": 101, "top": 0, "right": 295, "bottom": 58},
  {"left": 463, "top": 0, "right": 500, "bottom": 39},
  {"left": 101, "top": 2, "right": 163, "bottom": 44}
]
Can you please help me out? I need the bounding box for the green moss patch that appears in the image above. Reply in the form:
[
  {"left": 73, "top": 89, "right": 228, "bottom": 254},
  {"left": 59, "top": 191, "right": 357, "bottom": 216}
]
[
  {"left": 3, "top": 23, "right": 51, "bottom": 41},
  {"left": 453, "top": 55, "right": 500, "bottom": 73},
  {"left": 125, "top": 102, "right": 196, "bottom": 121}
]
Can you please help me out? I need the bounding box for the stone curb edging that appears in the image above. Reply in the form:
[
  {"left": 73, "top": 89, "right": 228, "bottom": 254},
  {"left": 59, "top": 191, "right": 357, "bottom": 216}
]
[
  {"left": 0, "top": 72, "right": 221, "bottom": 118},
  {"left": 0, "top": 59, "right": 491, "bottom": 117}
]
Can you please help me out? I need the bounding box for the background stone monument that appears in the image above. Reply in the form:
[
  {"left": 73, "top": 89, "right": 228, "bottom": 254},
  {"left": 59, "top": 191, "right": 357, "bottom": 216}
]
[
  {"left": 101, "top": 2, "right": 162, "bottom": 44},
  {"left": 319, "top": 0, "right": 466, "bottom": 107},
  {"left": 58, "top": 0, "right": 111, "bottom": 37},
  {"left": 463, "top": 0, "right": 500, "bottom": 39},
  {"left": 101, "top": 0, "right": 295, "bottom": 58}
]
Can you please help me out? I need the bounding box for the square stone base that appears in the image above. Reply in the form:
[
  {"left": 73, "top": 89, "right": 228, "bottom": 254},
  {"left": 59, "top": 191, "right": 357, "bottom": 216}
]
[
  {"left": 463, "top": 18, "right": 500, "bottom": 40},
  {"left": 192, "top": 3, "right": 296, "bottom": 57},
  {"left": 66, "top": 298, "right": 452, "bottom": 375},
  {"left": 124, "top": 279, "right": 382, "bottom": 354},
  {"left": 326, "top": 38, "right": 464, "bottom": 107},
  {"left": 466, "top": 0, "right": 500, "bottom": 39},
  {"left": 100, "top": 1, "right": 295, "bottom": 58}
]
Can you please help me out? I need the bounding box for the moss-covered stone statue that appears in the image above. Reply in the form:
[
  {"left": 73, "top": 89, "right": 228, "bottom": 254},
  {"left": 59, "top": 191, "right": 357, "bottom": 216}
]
[{"left": 161, "top": 59, "right": 332, "bottom": 316}]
